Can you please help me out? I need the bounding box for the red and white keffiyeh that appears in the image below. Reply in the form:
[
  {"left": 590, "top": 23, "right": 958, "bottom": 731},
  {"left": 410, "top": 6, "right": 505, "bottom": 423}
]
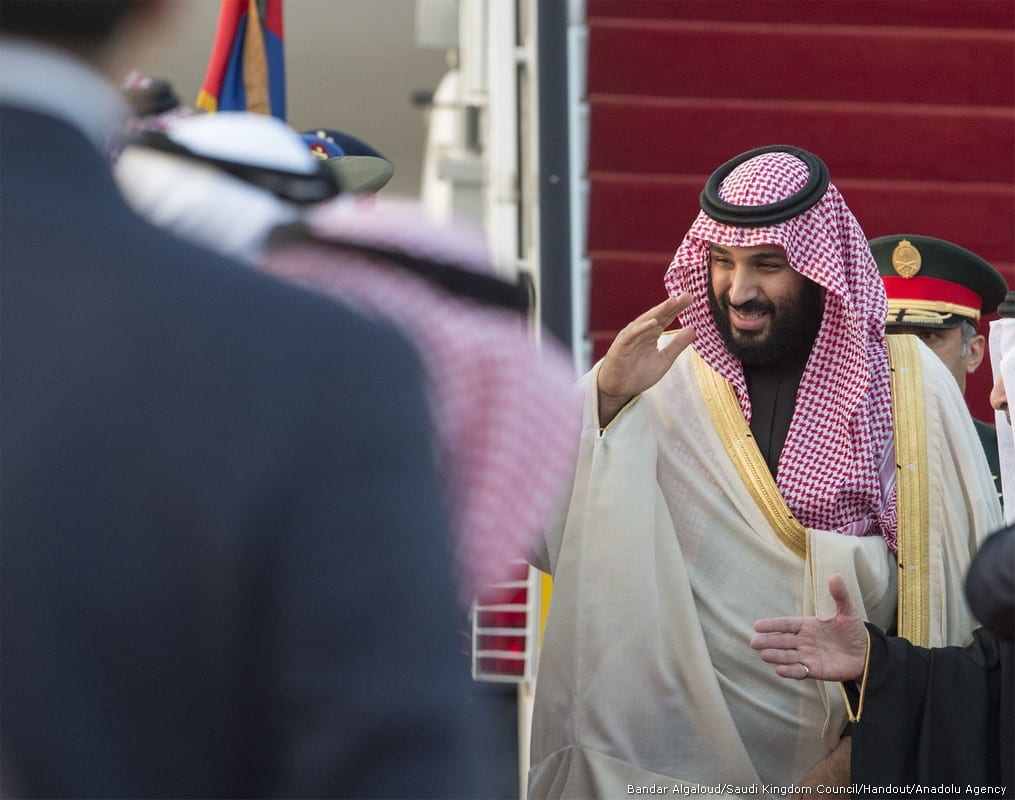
[
  {"left": 663, "top": 150, "right": 898, "bottom": 548},
  {"left": 262, "top": 198, "right": 582, "bottom": 600}
]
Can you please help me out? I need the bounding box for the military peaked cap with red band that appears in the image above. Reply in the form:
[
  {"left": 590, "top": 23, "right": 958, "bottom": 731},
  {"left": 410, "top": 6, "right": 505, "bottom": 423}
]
[{"left": 871, "top": 234, "right": 1008, "bottom": 329}]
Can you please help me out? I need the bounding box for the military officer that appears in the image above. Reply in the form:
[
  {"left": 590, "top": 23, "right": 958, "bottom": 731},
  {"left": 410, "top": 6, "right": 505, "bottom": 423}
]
[{"left": 872, "top": 234, "right": 1008, "bottom": 498}]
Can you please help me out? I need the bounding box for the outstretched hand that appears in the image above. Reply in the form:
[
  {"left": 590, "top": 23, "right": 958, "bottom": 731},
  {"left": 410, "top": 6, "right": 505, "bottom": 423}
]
[
  {"left": 597, "top": 294, "right": 695, "bottom": 426},
  {"left": 750, "top": 574, "right": 868, "bottom": 682}
]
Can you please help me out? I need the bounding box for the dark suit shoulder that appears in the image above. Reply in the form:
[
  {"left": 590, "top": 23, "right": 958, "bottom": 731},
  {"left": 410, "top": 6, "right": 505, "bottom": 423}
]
[
  {"left": 974, "top": 418, "right": 999, "bottom": 458},
  {"left": 973, "top": 418, "right": 1002, "bottom": 503},
  {"left": 1, "top": 105, "right": 493, "bottom": 797}
]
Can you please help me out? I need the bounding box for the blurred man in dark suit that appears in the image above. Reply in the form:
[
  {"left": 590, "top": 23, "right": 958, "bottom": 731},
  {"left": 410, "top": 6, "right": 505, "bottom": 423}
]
[{"left": 0, "top": 2, "right": 493, "bottom": 797}]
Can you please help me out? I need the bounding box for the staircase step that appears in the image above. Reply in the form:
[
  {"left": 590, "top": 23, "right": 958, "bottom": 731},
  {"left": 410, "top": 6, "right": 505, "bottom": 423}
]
[
  {"left": 588, "top": 252, "right": 672, "bottom": 335},
  {"left": 588, "top": 0, "right": 1014, "bottom": 29},
  {"left": 588, "top": 96, "right": 1014, "bottom": 183},
  {"left": 587, "top": 174, "right": 1015, "bottom": 272},
  {"left": 588, "top": 18, "right": 1014, "bottom": 106}
]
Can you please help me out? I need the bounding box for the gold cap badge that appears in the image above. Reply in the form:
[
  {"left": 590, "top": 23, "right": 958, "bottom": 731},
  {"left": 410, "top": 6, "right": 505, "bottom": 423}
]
[{"left": 892, "top": 239, "right": 922, "bottom": 278}]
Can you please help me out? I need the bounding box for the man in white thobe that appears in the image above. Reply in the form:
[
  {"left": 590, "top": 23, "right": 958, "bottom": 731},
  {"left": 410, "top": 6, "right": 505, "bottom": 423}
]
[{"left": 529, "top": 146, "right": 1001, "bottom": 798}]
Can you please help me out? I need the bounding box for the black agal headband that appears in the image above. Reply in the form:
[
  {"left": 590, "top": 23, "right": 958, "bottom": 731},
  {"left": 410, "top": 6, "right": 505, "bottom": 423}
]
[
  {"left": 699, "top": 145, "right": 829, "bottom": 228},
  {"left": 267, "top": 223, "right": 532, "bottom": 314}
]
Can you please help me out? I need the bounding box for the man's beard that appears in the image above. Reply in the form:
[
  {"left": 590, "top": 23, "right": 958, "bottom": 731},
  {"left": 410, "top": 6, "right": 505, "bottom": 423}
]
[{"left": 708, "top": 279, "right": 824, "bottom": 368}]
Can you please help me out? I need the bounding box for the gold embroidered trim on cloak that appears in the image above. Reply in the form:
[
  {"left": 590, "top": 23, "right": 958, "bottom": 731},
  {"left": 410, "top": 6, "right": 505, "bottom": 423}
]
[
  {"left": 887, "top": 335, "right": 930, "bottom": 647},
  {"left": 838, "top": 626, "right": 872, "bottom": 723},
  {"left": 692, "top": 351, "right": 807, "bottom": 559}
]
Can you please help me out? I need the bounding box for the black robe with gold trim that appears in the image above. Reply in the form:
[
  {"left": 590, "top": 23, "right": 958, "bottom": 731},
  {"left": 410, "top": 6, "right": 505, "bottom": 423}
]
[{"left": 848, "top": 625, "right": 1014, "bottom": 790}]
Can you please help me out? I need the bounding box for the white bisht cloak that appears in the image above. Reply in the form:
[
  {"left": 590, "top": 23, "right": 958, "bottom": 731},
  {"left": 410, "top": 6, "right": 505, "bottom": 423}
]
[{"left": 529, "top": 341, "right": 1000, "bottom": 798}]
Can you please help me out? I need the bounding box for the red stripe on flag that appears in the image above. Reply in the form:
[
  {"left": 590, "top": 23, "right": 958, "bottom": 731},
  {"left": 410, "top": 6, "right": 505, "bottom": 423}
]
[
  {"left": 197, "top": 0, "right": 248, "bottom": 111},
  {"left": 264, "top": 0, "right": 284, "bottom": 37}
]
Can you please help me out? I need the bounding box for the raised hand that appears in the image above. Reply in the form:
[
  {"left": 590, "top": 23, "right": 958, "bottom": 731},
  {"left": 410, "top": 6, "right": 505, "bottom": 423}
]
[
  {"left": 750, "top": 574, "right": 868, "bottom": 682},
  {"left": 597, "top": 293, "right": 695, "bottom": 426}
]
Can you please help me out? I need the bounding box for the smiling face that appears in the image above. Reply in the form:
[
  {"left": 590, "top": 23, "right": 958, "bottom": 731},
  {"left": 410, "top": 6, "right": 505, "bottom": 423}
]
[{"left": 707, "top": 243, "right": 824, "bottom": 367}]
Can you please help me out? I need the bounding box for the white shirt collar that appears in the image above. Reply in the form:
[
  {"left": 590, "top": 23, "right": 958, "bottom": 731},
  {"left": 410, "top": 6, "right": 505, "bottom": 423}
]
[{"left": 0, "top": 37, "right": 129, "bottom": 150}]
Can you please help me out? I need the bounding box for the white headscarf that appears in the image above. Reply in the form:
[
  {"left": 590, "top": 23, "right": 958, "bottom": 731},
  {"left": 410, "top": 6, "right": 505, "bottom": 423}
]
[{"left": 989, "top": 315, "right": 1015, "bottom": 522}]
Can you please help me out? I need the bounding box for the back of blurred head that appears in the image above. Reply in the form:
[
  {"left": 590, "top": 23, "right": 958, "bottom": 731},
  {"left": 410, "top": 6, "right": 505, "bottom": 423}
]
[
  {"left": 0, "top": 1, "right": 165, "bottom": 69},
  {"left": 116, "top": 107, "right": 580, "bottom": 601},
  {"left": 0, "top": 0, "right": 133, "bottom": 41}
]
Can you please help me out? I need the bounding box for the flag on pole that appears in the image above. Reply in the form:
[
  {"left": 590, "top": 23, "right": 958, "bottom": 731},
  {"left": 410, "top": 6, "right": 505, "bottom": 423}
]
[{"left": 196, "top": 0, "right": 286, "bottom": 120}]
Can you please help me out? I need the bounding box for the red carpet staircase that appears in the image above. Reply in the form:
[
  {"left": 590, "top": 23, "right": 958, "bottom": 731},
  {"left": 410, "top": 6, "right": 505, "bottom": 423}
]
[{"left": 584, "top": 0, "right": 1014, "bottom": 418}]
